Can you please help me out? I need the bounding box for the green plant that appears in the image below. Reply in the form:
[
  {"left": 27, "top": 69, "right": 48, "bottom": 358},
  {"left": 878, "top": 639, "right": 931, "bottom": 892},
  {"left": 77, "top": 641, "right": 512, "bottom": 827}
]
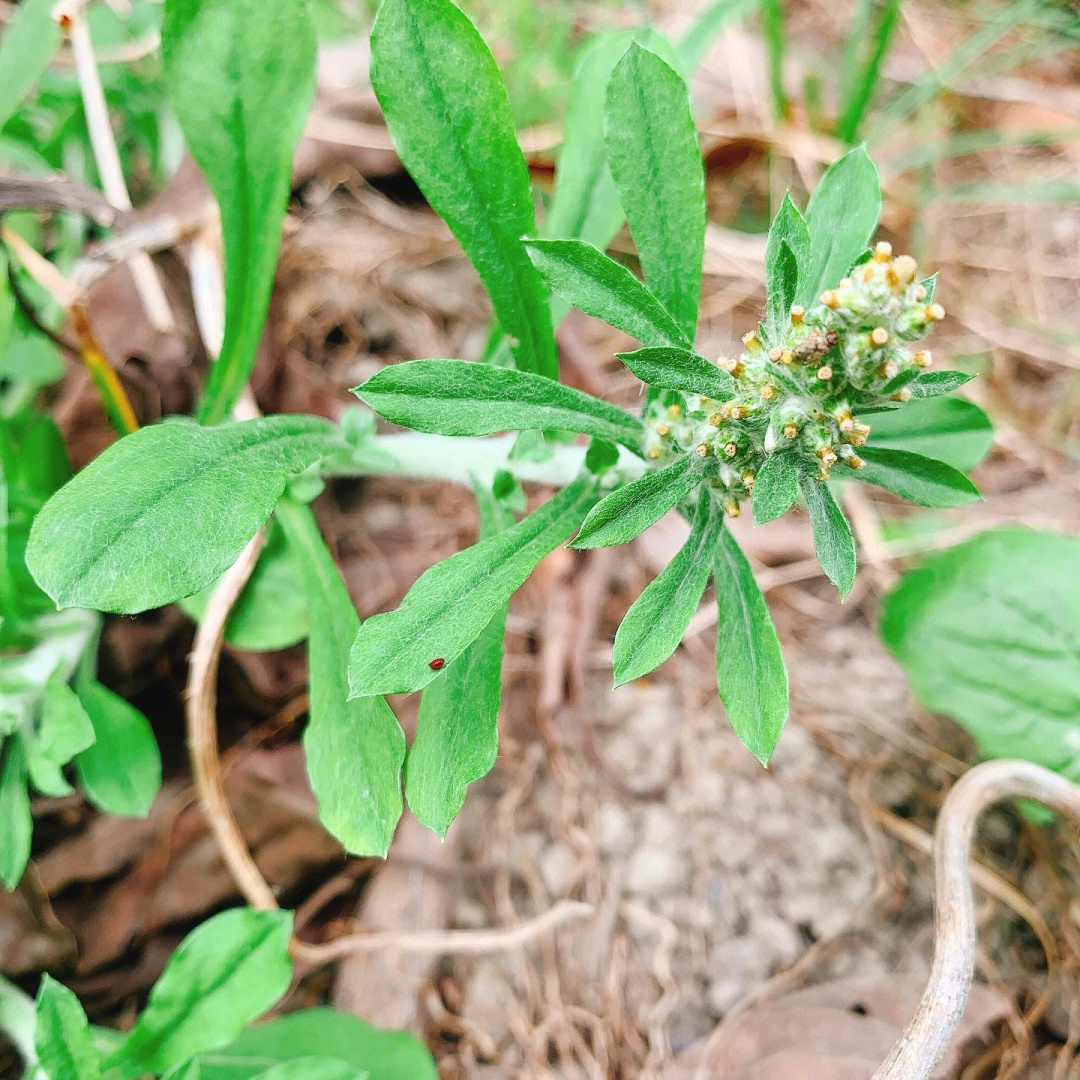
[{"left": 3, "top": 907, "right": 436, "bottom": 1079}]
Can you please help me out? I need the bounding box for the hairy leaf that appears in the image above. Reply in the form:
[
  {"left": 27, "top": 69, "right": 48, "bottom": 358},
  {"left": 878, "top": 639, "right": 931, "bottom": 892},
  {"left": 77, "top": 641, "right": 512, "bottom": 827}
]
[
  {"left": 405, "top": 485, "right": 512, "bottom": 835},
  {"left": 74, "top": 678, "right": 160, "bottom": 818},
  {"left": 909, "top": 370, "right": 976, "bottom": 398},
  {"left": 355, "top": 359, "right": 642, "bottom": 450},
  {"left": 572, "top": 455, "right": 700, "bottom": 549},
  {"left": 713, "top": 527, "right": 788, "bottom": 764},
  {"left": 797, "top": 472, "right": 857, "bottom": 598},
  {"left": 275, "top": 500, "right": 404, "bottom": 858},
  {"left": 0, "top": 739, "right": 31, "bottom": 889},
  {"left": 162, "top": 0, "right": 317, "bottom": 424},
  {"left": 765, "top": 194, "right": 811, "bottom": 333},
  {"left": 616, "top": 347, "right": 735, "bottom": 400},
  {"left": 524, "top": 239, "right": 691, "bottom": 350},
  {"left": 26, "top": 416, "right": 337, "bottom": 613},
  {"left": 604, "top": 44, "right": 705, "bottom": 339},
  {"left": 801, "top": 147, "right": 881, "bottom": 304},
  {"left": 35, "top": 976, "right": 100, "bottom": 1080},
  {"left": 866, "top": 396, "right": 993, "bottom": 471},
  {"left": 370, "top": 0, "right": 556, "bottom": 378},
  {"left": 752, "top": 455, "right": 799, "bottom": 524},
  {"left": 855, "top": 446, "right": 981, "bottom": 507},
  {"left": 881, "top": 528, "right": 1080, "bottom": 781},
  {"left": 612, "top": 495, "right": 721, "bottom": 685},
  {"left": 106, "top": 909, "right": 293, "bottom": 1080},
  {"left": 198, "top": 1008, "right": 438, "bottom": 1080},
  {"left": 349, "top": 479, "right": 596, "bottom": 698}
]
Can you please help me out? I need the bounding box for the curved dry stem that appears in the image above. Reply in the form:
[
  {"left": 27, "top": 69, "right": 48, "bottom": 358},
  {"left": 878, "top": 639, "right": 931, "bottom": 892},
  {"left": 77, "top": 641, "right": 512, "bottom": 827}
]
[
  {"left": 873, "top": 760, "right": 1080, "bottom": 1080},
  {"left": 185, "top": 527, "right": 277, "bottom": 911}
]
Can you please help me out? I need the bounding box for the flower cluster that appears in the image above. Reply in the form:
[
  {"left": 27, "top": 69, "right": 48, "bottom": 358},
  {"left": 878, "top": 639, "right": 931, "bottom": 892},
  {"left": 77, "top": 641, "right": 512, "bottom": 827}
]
[{"left": 641, "top": 242, "right": 943, "bottom": 516}]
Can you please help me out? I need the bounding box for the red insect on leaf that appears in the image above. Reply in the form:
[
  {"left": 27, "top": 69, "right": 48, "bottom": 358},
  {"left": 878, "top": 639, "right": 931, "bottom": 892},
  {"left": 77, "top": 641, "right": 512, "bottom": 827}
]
[{"left": 429, "top": 657, "right": 445, "bottom": 670}]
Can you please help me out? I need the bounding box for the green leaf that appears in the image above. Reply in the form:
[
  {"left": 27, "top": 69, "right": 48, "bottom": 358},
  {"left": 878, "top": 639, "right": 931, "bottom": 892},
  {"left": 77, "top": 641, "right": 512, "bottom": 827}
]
[
  {"left": 752, "top": 455, "right": 799, "bottom": 524},
  {"left": 0, "top": 0, "right": 63, "bottom": 132},
  {"left": 27, "top": 680, "right": 95, "bottom": 798},
  {"left": 604, "top": 44, "right": 705, "bottom": 339},
  {"left": 370, "top": 0, "right": 556, "bottom": 379},
  {"left": 855, "top": 446, "right": 981, "bottom": 507},
  {"left": 197, "top": 1008, "right": 437, "bottom": 1080},
  {"left": 584, "top": 438, "right": 620, "bottom": 476},
  {"left": 764, "top": 194, "right": 811, "bottom": 333},
  {"left": 275, "top": 500, "right": 404, "bottom": 858},
  {"left": 800, "top": 147, "right": 881, "bottom": 304},
  {"left": 909, "top": 370, "right": 976, "bottom": 398},
  {"left": 405, "top": 484, "right": 512, "bottom": 836},
  {"left": 713, "top": 527, "right": 788, "bottom": 764},
  {"left": 354, "top": 359, "right": 642, "bottom": 451},
  {"left": 179, "top": 519, "right": 309, "bottom": 652},
  {"left": 524, "top": 239, "right": 691, "bottom": 350},
  {"left": 162, "top": 0, "right": 317, "bottom": 425},
  {"left": 349, "top": 479, "right": 596, "bottom": 698},
  {"left": 35, "top": 976, "right": 100, "bottom": 1080},
  {"left": 797, "top": 471, "right": 857, "bottom": 597},
  {"left": 0, "top": 739, "right": 32, "bottom": 888},
  {"left": 249, "top": 1063, "right": 358, "bottom": 1080},
  {"left": 612, "top": 495, "right": 721, "bottom": 685},
  {"left": 572, "top": 455, "right": 700, "bottom": 549},
  {"left": 74, "top": 678, "right": 160, "bottom": 818},
  {"left": 865, "top": 396, "right": 993, "bottom": 471},
  {"left": 615, "top": 347, "right": 734, "bottom": 400},
  {"left": 35, "top": 980, "right": 102, "bottom": 1079},
  {"left": 835, "top": 0, "right": 901, "bottom": 143},
  {"left": 881, "top": 527, "right": 1080, "bottom": 780},
  {"left": 106, "top": 909, "right": 294, "bottom": 1080},
  {"left": 26, "top": 415, "right": 337, "bottom": 613}
]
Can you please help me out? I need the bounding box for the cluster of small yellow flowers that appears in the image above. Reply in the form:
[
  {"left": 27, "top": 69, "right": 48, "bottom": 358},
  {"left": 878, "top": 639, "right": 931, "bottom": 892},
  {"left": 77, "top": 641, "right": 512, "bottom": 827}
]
[{"left": 641, "top": 242, "right": 943, "bottom": 516}]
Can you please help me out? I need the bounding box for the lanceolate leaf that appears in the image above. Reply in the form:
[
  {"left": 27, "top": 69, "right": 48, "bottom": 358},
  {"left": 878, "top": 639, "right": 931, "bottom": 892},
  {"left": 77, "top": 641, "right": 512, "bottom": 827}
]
[
  {"left": 355, "top": 359, "right": 642, "bottom": 450},
  {"left": 752, "top": 454, "right": 799, "bottom": 524},
  {"left": 276, "top": 500, "right": 405, "bottom": 858},
  {"left": 405, "top": 485, "right": 513, "bottom": 836},
  {"left": 162, "top": 0, "right": 318, "bottom": 425},
  {"left": 616, "top": 347, "right": 735, "bottom": 400},
  {"left": 349, "top": 479, "right": 597, "bottom": 698},
  {"left": 26, "top": 416, "right": 337, "bottom": 613},
  {"left": 765, "top": 194, "right": 811, "bottom": 333},
  {"left": 74, "top": 678, "right": 161, "bottom": 818},
  {"left": 612, "top": 495, "right": 721, "bottom": 685},
  {"left": 370, "top": 0, "right": 556, "bottom": 378},
  {"left": 854, "top": 446, "right": 981, "bottom": 507},
  {"left": 798, "top": 471, "right": 857, "bottom": 597},
  {"left": 866, "top": 396, "right": 993, "bottom": 471},
  {"left": 713, "top": 527, "right": 788, "bottom": 765},
  {"left": 106, "top": 909, "right": 293, "bottom": 1080},
  {"left": 35, "top": 976, "right": 100, "bottom": 1080},
  {"left": 909, "top": 370, "right": 976, "bottom": 398},
  {"left": 604, "top": 44, "right": 705, "bottom": 340},
  {"left": 572, "top": 455, "right": 700, "bottom": 549},
  {"left": 524, "top": 239, "right": 691, "bottom": 350},
  {"left": 0, "top": 739, "right": 32, "bottom": 889},
  {"left": 800, "top": 147, "right": 881, "bottom": 305}
]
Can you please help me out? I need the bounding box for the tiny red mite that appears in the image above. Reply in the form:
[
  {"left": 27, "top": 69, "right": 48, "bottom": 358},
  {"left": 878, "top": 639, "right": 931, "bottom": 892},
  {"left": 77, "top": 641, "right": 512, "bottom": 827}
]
[{"left": 429, "top": 657, "right": 445, "bottom": 670}]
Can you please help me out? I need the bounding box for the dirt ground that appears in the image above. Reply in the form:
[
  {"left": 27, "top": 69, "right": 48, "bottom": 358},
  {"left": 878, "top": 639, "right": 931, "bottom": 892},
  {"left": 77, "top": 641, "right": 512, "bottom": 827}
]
[{"left": 5, "top": 1, "right": 1080, "bottom": 1077}]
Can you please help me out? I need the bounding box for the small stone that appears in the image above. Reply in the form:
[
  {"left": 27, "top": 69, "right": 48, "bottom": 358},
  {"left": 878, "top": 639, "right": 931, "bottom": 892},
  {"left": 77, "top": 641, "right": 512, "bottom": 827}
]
[{"left": 626, "top": 846, "right": 686, "bottom": 894}]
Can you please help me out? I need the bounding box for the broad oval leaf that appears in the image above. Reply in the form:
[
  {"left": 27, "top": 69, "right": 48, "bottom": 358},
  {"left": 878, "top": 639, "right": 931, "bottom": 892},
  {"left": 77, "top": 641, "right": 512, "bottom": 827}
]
[
  {"left": 881, "top": 527, "right": 1080, "bottom": 780},
  {"left": 612, "top": 495, "right": 721, "bottom": 685},
  {"left": 604, "top": 44, "right": 705, "bottom": 339},
  {"left": 855, "top": 446, "right": 981, "bottom": 507},
  {"left": 354, "top": 359, "right": 642, "bottom": 450},
  {"left": 713, "top": 527, "right": 788, "bottom": 764},
  {"left": 35, "top": 976, "right": 100, "bottom": 1080},
  {"left": 197, "top": 1008, "right": 438, "bottom": 1080},
  {"left": 801, "top": 147, "right": 881, "bottom": 304},
  {"left": 275, "top": 500, "right": 404, "bottom": 858},
  {"left": 105, "top": 908, "right": 293, "bottom": 1080},
  {"left": 524, "top": 239, "right": 691, "bottom": 350},
  {"left": 572, "top": 455, "right": 700, "bottom": 549},
  {"left": 866, "top": 396, "right": 993, "bottom": 471},
  {"left": 752, "top": 454, "right": 799, "bottom": 524},
  {"left": 370, "top": 0, "right": 556, "bottom": 378},
  {"left": 74, "top": 678, "right": 160, "bottom": 818},
  {"left": 26, "top": 415, "right": 337, "bottom": 613},
  {"left": 349, "top": 479, "right": 596, "bottom": 698},
  {"left": 616, "top": 347, "right": 734, "bottom": 400},
  {"left": 797, "top": 471, "right": 857, "bottom": 598},
  {"left": 162, "top": 0, "right": 317, "bottom": 424}
]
